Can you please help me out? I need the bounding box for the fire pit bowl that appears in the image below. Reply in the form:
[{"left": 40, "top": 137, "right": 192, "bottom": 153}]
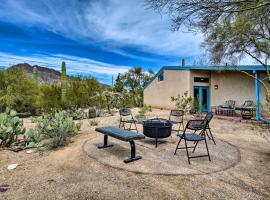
[{"left": 142, "top": 118, "right": 172, "bottom": 147}]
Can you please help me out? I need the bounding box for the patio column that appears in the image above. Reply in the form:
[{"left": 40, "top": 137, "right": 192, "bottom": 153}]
[{"left": 254, "top": 71, "right": 261, "bottom": 120}]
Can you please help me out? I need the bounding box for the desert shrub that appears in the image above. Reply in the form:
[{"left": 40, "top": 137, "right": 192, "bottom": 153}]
[
  {"left": 135, "top": 107, "right": 149, "bottom": 123},
  {"left": 88, "top": 118, "right": 99, "bottom": 126},
  {"left": 171, "top": 91, "right": 193, "bottom": 113},
  {"left": 0, "top": 108, "right": 25, "bottom": 147},
  {"left": 36, "top": 84, "right": 62, "bottom": 114},
  {"left": 31, "top": 111, "right": 81, "bottom": 148},
  {"left": 66, "top": 107, "right": 87, "bottom": 120},
  {"left": 0, "top": 68, "right": 38, "bottom": 114},
  {"left": 66, "top": 76, "right": 101, "bottom": 108}
]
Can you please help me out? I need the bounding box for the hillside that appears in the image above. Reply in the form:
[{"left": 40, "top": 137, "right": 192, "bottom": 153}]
[
  {"left": 8, "top": 63, "right": 110, "bottom": 87},
  {"left": 9, "top": 63, "right": 61, "bottom": 84}
]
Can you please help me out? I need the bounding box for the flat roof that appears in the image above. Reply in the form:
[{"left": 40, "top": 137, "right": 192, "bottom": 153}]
[{"left": 144, "top": 65, "right": 267, "bottom": 90}]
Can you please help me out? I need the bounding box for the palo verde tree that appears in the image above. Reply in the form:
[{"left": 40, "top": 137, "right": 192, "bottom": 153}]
[
  {"left": 146, "top": 0, "right": 270, "bottom": 102},
  {"left": 114, "top": 67, "right": 154, "bottom": 107}
]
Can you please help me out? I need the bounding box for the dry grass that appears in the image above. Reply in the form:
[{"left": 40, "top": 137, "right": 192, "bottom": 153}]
[{"left": 0, "top": 108, "right": 269, "bottom": 200}]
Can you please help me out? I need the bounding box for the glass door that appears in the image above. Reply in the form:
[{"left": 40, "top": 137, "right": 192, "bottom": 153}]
[{"left": 193, "top": 86, "right": 210, "bottom": 112}]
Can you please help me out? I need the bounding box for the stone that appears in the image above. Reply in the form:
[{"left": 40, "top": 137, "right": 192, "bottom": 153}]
[{"left": 7, "top": 164, "right": 18, "bottom": 171}]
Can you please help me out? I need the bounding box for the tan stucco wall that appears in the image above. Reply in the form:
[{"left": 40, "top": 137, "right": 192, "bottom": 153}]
[
  {"left": 143, "top": 70, "right": 190, "bottom": 109},
  {"left": 144, "top": 69, "right": 269, "bottom": 109},
  {"left": 211, "top": 72, "right": 269, "bottom": 107}
]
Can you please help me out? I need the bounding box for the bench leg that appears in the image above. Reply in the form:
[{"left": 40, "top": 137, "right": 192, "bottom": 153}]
[
  {"left": 98, "top": 135, "right": 113, "bottom": 149},
  {"left": 124, "top": 141, "right": 142, "bottom": 163}
]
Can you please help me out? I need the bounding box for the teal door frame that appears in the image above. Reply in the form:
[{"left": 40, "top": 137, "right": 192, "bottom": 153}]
[{"left": 194, "top": 86, "right": 210, "bottom": 112}]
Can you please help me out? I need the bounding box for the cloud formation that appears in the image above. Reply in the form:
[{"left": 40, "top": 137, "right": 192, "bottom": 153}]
[
  {"left": 0, "top": 52, "right": 130, "bottom": 84},
  {"left": 0, "top": 0, "right": 203, "bottom": 57}
]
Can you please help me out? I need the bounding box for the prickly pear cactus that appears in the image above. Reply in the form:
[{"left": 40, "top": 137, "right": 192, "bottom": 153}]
[{"left": 0, "top": 108, "right": 25, "bottom": 147}]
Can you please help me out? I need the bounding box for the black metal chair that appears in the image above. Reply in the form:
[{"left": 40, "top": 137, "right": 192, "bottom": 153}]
[
  {"left": 217, "top": 100, "right": 236, "bottom": 116},
  {"left": 174, "top": 119, "right": 211, "bottom": 164},
  {"left": 169, "top": 110, "right": 184, "bottom": 133},
  {"left": 119, "top": 108, "right": 138, "bottom": 133},
  {"left": 203, "top": 112, "right": 216, "bottom": 145}
]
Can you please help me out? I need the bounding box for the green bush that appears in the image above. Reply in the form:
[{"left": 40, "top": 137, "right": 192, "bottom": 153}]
[
  {"left": 88, "top": 118, "right": 99, "bottom": 126},
  {"left": 135, "top": 107, "right": 149, "bottom": 123},
  {"left": 0, "top": 68, "right": 38, "bottom": 114},
  {"left": 171, "top": 91, "right": 193, "bottom": 113},
  {"left": 32, "top": 111, "right": 81, "bottom": 149},
  {"left": 66, "top": 107, "right": 87, "bottom": 120},
  {"left": 36, "top": 84, "right": 62, "bottom": 114},
  {"left": 0, "top": 108, "right": 25, "bottom": 147}
]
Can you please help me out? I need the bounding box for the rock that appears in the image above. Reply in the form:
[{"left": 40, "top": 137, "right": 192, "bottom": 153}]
[
  {"left": 7, "top": 164, "right": 18, "bottom": 171},
  {"left": 0, "top": 184, "right": 10, "bottom": 193},
  {"left": 26, "top": 149, "right": 35, "bottom": 154}
]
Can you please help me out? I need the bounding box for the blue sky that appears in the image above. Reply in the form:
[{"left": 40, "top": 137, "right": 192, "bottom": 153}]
[{"left": 0, "top": 0, "right": 210, "bottom": 84}]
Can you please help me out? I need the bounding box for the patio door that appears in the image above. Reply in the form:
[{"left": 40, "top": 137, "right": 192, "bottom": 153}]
[{"left": 194, "top": 86, "right": 210, "bottom": 112}]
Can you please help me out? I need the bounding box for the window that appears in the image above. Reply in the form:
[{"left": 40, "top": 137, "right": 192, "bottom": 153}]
[
  {"left": 194, "top": 77, "right": 209, "bottom": 83},
  {"left": 158, "top": 73, "right": 164, "bottom": 82}
]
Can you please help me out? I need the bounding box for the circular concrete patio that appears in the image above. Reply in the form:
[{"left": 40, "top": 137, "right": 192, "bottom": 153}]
[{"left": 83, "top": 135, "right": 240, "bottom": 175}]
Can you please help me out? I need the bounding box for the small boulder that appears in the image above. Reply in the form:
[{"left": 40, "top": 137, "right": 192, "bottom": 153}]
[{"left": 7, "top": 164, "right": 18, "bottom": 171}]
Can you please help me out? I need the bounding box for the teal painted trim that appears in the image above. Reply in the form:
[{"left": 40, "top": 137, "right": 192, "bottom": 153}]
[
  {"left": 143, "top": 65, "right": 268, "bottom": 90},
  {"left": 255, "top": 71, "right": 262, "bottom": 120}
]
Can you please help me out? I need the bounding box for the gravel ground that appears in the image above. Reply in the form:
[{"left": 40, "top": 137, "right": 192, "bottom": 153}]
[{"left": 0, "top": 108, "right": 269, "bottom": 200}]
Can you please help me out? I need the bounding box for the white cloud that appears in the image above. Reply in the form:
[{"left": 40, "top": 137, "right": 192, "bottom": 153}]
[
  {"left": 0, "top": 0, "right": 203, "bottom": 57},
  {"left": 0, "top": 52, "right": 130, "bottom": 76}
]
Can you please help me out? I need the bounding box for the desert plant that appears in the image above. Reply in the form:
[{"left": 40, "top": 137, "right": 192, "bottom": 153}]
[
  {"left": 66, "top": 107, "right": 87, "bottom": 120},
  {"left": 0, "top": 68, "right": 38, "bottom": 114},
  {"left": 135, "top": 107, "right": 149, "bottom": 123},
  {"left": 24, "top": 128, "right": 41, "bottom": 148},
  {"left": 32, "top": 111, "right": 81, "bottom": 148},
  {"left": 0, "top": 108, "right": 25, "bottom": 147},
  {"left": 171, "top": 91, "right": 193, "bottom": 113},
  {"left": 88, "top": 118, "right": 99, "bottom": 126},
  {"left": 61, "top": 61, "right": 67, "bottom": 104},
  {"left": 36, "top": 84, "right": 62, "bottom": 114}
]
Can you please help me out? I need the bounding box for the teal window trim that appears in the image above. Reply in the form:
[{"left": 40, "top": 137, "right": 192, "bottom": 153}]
[{"left": 194, "top": 86, "right": 210, "bottom": 112}]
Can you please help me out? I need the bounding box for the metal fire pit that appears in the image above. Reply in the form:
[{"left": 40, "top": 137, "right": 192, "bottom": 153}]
[{"left": 142, "top": 118, "right": 172, "bottom": 147}]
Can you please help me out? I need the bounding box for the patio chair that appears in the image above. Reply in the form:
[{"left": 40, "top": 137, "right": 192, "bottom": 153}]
[
  {"left": 217, "top": 100, "right": 236, "bottom": 116},
  {"left": 119, "top": 108, "right": 138, "bottom": 133},
  {"left": 235, "top": 100, "right": 256, "bottom": 118},
  {"left": 169, "top": 110, "right": 184, "bottom": 133},
  {"left": 203, "top": 112, "right": 216, "bottom": 145},
  {"left": 174, "top": 119, "right": 211, "bottom": 164}
]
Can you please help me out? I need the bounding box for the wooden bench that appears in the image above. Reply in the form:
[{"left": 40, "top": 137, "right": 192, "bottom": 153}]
[{"left": 95, "top": 126, "right": 145, "bottom": 163}]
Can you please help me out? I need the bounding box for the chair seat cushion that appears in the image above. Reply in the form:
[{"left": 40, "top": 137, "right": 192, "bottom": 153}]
[
  {"left": 176, "top": 132, "right": 205, "bottom": 141},
  {"left": 95, "top": 126, "right": 145, "bottom": 141}
]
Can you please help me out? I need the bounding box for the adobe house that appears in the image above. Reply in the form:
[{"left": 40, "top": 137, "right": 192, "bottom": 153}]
[{"left": 143, "top": 62, "right": 269, "bottom": 120}]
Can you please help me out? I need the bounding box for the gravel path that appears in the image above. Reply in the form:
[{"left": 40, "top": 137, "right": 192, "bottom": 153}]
[{"left": 0, "top": 108, "right": 269, "bottom": 200}]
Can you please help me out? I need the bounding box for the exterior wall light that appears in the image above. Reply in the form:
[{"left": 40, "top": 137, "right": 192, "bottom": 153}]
[{"left": 214, "top": 85, "right": 218, "bottom": 90}]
